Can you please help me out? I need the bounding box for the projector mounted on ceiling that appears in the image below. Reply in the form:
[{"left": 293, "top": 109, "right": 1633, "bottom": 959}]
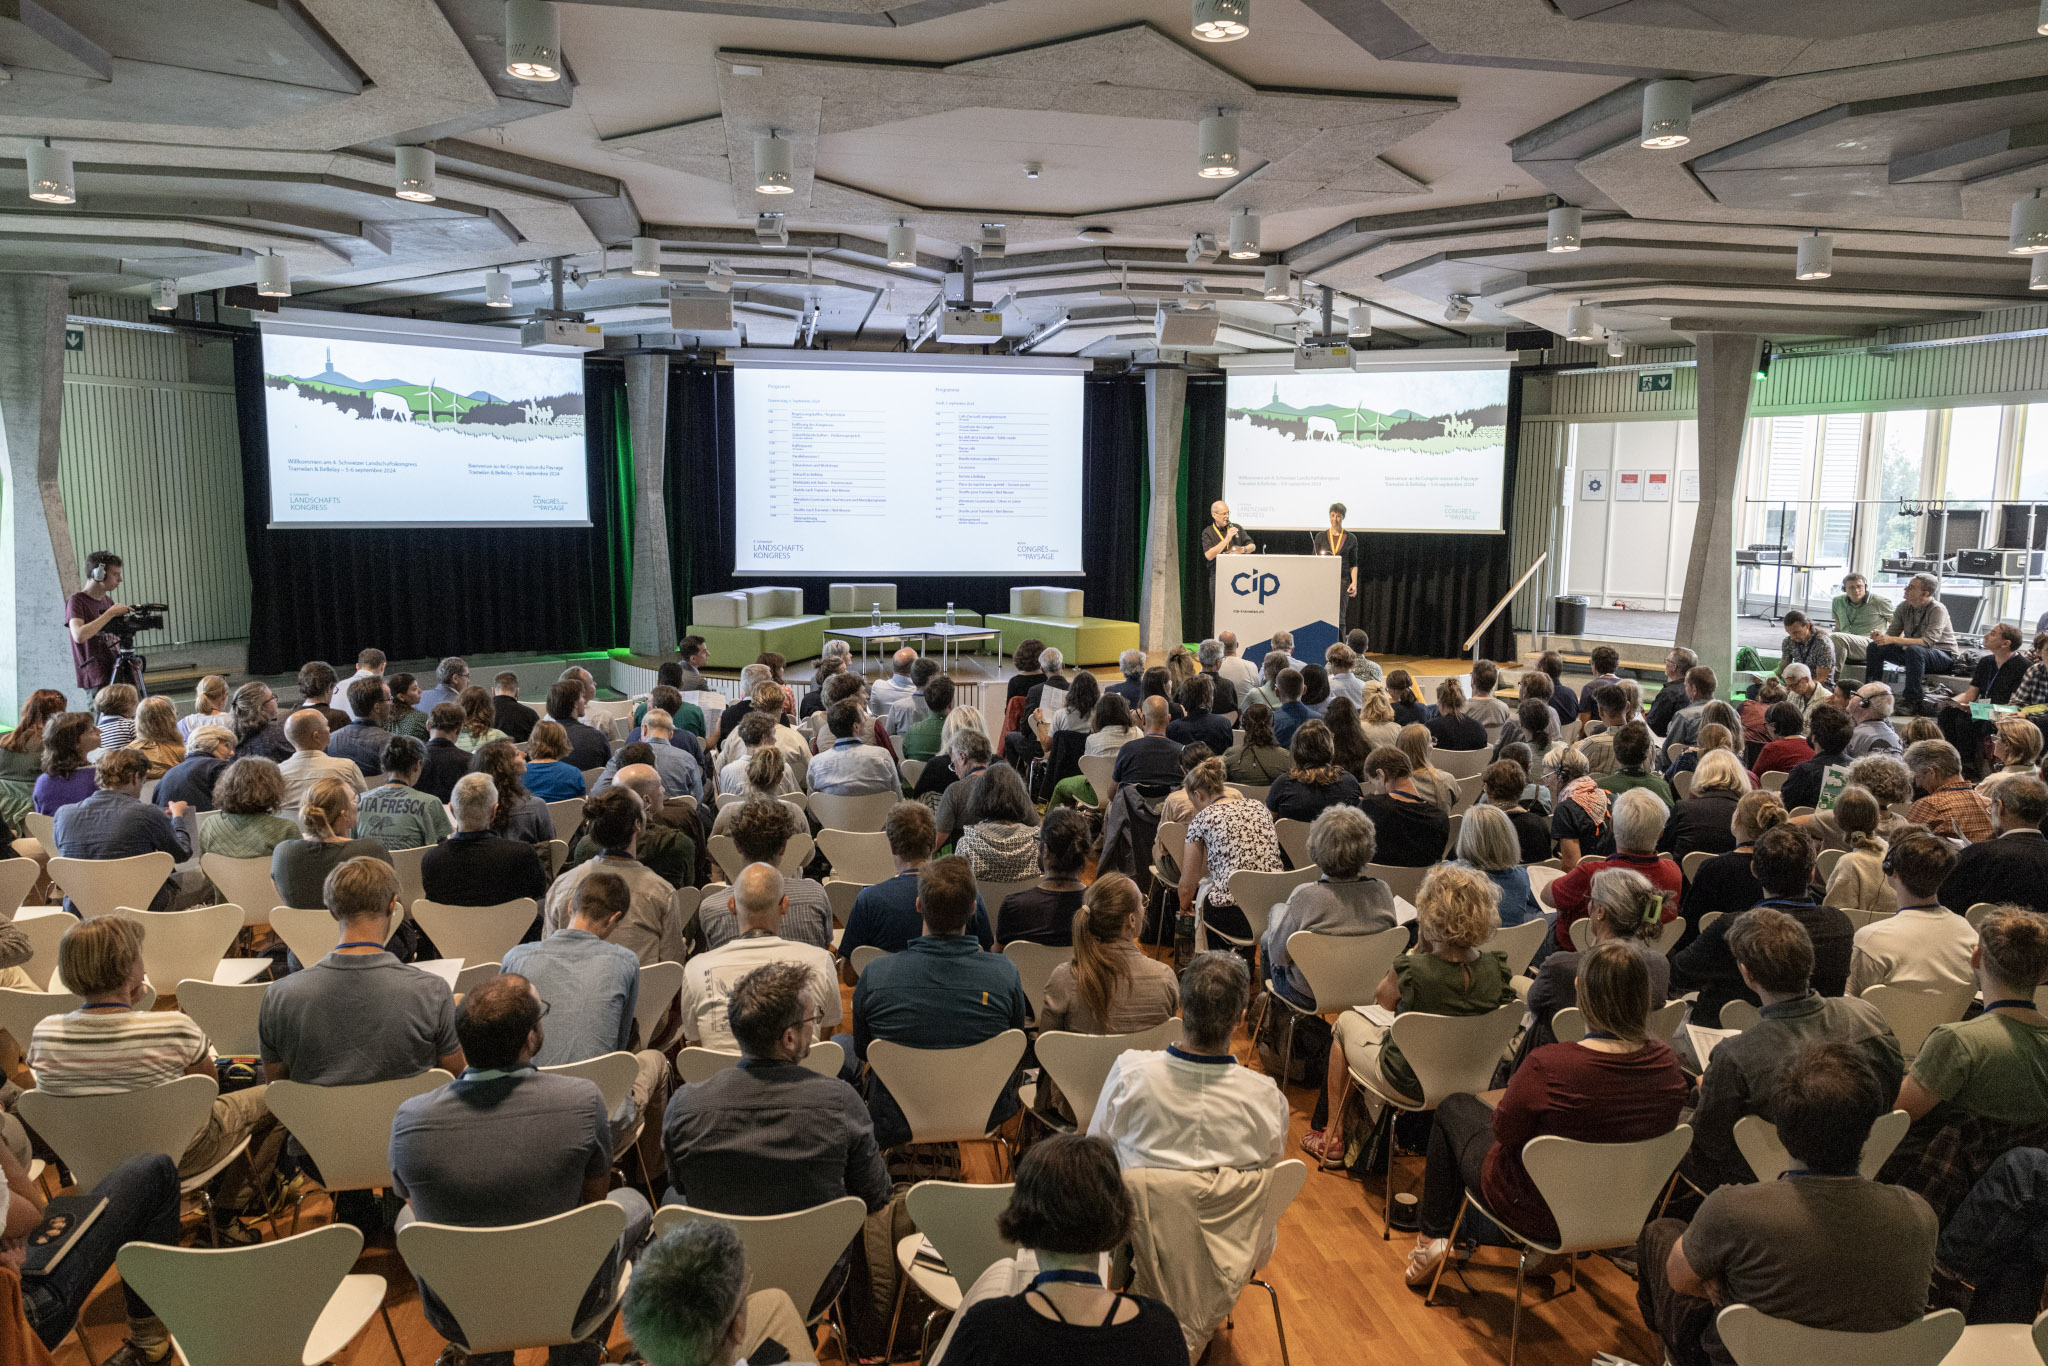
[
  {"left": 521, "top": 318, "right": 604, "bottom": 350},
  {"left": 935, "top": 308, "right": 1004, "bottom": 344},
  {"left": 1293, "top": 340, "right": 1355, "bottom": 370}
]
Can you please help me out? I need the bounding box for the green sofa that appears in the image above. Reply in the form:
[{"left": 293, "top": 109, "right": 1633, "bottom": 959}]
[
  {"left": 686, "top": 587, "right": 827, "bottom": 663},
  {"left": 984, "top": 586, "right": 1138, "bottom": 667}
]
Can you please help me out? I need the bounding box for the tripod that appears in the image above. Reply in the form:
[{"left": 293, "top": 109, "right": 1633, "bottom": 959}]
[{"left": 111, "top": 642, "right": 149, "bottom": 699}]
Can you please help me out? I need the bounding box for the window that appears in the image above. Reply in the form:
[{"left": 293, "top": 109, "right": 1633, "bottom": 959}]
[
  {"left": 1942, "top": 405, "right": 2001, "bottom": 502},
  {"left": 2018, "top": 404, "right": 2048, "bottom": 501},
  {"left": 1876, "top": 409, "right": 1929, "bottom": 559}
]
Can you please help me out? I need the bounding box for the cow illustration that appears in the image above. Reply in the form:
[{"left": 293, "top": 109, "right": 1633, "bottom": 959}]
[
  {"left": 372, "top": 391, "right": 412, "bottom": 422},
  {"left": 1306, "top": 416, "right": 1339, "bottom": 441}
]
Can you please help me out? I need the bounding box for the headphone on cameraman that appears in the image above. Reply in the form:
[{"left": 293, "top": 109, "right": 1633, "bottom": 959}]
[{"left": 87, "top": 551, "right": 116, "bottom": 584}]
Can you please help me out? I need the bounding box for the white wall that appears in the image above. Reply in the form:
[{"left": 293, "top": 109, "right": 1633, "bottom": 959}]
[{"left": 1564, "top": 420, "right": 1699, "bottom": 611}]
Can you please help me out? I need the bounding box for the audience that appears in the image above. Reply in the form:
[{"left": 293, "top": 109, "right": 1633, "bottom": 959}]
[
  {"left": 1843, "top": 832, "right": 1972, "bottom": 994},
  {"left": 1681, "top": 790, "right": 1786, "bottom": 933},
  {"left": 420, "top": 771, "right": 549, "bottom": 907},
  {"left": 1846, "top": 681, "right": 1905, "bottom": 757},
  {"left": 1543, "top": 787, "right": 1680, "bottom": 952},
  {"left": 469, "top": 738, "right": 557, "bottom": 844},
  {"left": 1461, "top": 659, "right": 1511, "bottom": 737},
  {"left": 230, "top": 681, "right": 292, "bottom": 763},
  {"left": 413, "top": 703, "right": 473, "bottom": 801},
  {"left": 1483, "top": 759, "right": 1553, "bottom": 863},
  {"left": 53, "top": 750, "right": 190, "bottom": 913},
  {"left": 1940, "top": 774, "right": 2048, "bottom": 913},
  {"left": 1749, "top": 701, "right": 1813, "bottom": 782},
  {"left": 1224, "top": 702, "right": 1289, "bottom": 785},
  {"left": 1178, "top": 757, "right": 1283, "bottom": 944},
  {"left": 92, "top": 683, "right": 140, "bottom": 752},
  {"left": 547, "top": 678, "right": 615, "bottom": 771},
  {"left": 1426, "top": 678, "right": 1487, "bottom": 751},
  {"left": 1548, "top": 748, "right": 1613, "bottom": 868},
  {"left": 1781, "top": 703, "right": 1855, "bottom": 811},
  {"left": 326, "top": 678, "right": 394, "bottom": 778},
  {"left": 1269, "top": 669, "right": 1312, "bottom": 747},
  {"left": 1322, "top": 697, "right": 1372, "bottom": 780},
  {"left": 1358, "top": 747, "right": 1451, "bottom": 867},
  {"left": 934, "top": 729, "right": 994, "bottom": 846},
  {"left": 1109, "top": 697, "right": 1184, "bottom": 804},
  {"left": 842, "top": 802, "right": 993, "bottom": 966},
  {"left": 124, "top": 696, "right": 184, "bottom": 777},
  {"left": 1596, "top": 720, "right": 1674, "bottom": 805},
  {"left": 678, "top": 863, "right": 840, "bottom": 1052},
  {"left": 1644, "top": 648, "right": 1697, "bottom": 735},
  {"left": 806, "top": 700, "right": 900, "bottom": 796},
  {"left": 491, "top": 671, "right": 539, "bottom": 742},
  {"left": 1359, "top": 686, "right": 1402, "bottom": 752},
  {"left": 1264, "top": 720, "right": 1361, "bottom": 824},
  {"left": 1395, "top": 725, "right": 1456, "bottom": 811},
  {"left": 270, "top": 776, "right": 389, "bottom": 911},
  {"left": 592, "top": 714, "right": 703, "bottom": 803},
  {"left": 901, "top": 675, "right": 955, "bottom": 761},
  {"left": 993, "top": 805, "right": 1090, "bottom": 945},
  {"left": 1658, "top": 749, "right": 1748, "bottom": 859},
  {"left": 385, "top": 672, "right": 429, "bottom": 740},
  {"left": 34, "top": 712, "right": 101, "bottom": 815},
  {"left": 276, "top": 709, "right": 365, "bottom": 815},
  {"left": 1671, "top": 824, "right": 1852, "bottom": 1025},
  {"left": 697, "top": 799, "right": 830, "bottom": 950},
  {"left": 1659, "top": 664, "right": 1720, "bottom": 763},
  {"left": 1167, "top": 674, "right": 1231, "bottom": 753},
  {"left": 179, "top": 674, "right": 231, "bottom": 740},
  {"left": 1817, "top": 785, "right": 1895, "bottom": 917},
  {"left": 196, "top": 756, "right": 299, "bottom": 859},
  {"left": 1198, "top": 637, "right": 1244, "bottom": 712},
  {"left": 352, "top": 735, "right": 453, "bottom": 851},
  {"left": 539, "top": 788, "right": 690, "bottom": 963},
  {"left": 291, "top": 664, "right": 348, "bottom": 732}
]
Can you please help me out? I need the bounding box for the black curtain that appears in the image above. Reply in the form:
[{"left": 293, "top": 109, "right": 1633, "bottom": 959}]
[
  {"left": 1178, "top": 368, "right": 1524, "bottom": 660},
  {"left": 664, "top": 365, "right": 1146, "bottom": 623},
  {"left": 236, "top": 338, "right": 634, "bottom": 675}
]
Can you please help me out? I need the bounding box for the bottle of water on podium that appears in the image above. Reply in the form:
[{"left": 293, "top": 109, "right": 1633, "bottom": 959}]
[
  {"left": 871, "top": 603, "right": 882, "bottom": 630},
  {"left": 946, "top": 602, "right": 956, "bottom": 626}
]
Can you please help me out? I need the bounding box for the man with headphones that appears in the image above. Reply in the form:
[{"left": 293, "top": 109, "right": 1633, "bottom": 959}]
[{"left": 66, "top": 549, "right": 131, "bottom": 694}]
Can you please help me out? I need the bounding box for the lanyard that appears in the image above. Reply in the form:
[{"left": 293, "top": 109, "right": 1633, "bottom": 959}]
[
  {"left": 1582, "top": 1029, "right": 1619, "bottom": 1041},
  {"left": 1167, "top": 1043, "right": 1236, "bottom": 1066},
  {"left": 80, "top": 1002, "right": 131, "bottom": 1012},
  {"left": 1985, "top": 1000, "right": 2038, "bottom": 1012},
  {"left": 335, "top": 941, "right": 386, "bottom": 951},
  {"left": 1029, "top": 1270, "right": 1103, "bottom": 1289}
]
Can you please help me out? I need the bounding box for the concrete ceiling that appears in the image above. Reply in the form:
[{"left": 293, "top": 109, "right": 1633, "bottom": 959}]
[{"left": 2, "top": 0, "right": 2046, "bottom": 358}]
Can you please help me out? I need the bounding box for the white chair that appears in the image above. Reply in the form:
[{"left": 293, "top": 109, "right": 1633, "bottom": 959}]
[
  {"left": 453, "top": 961, "right": 502, "bottom": 994},
  {"left": 1651, "top": 915, "right": 1686, "bottom": 955},
  {"left": 1482, "top": 919, "right": 1551, "bottom": 980},
  {"left": 635, "top": 960, "right": 684, "bottom": 1049},
  {"left": 0, "top": 985, "right": 82, "bottom": 1059},
  {"left": 11, "top": 913, "right": 74, "bottom": 989},
  {"left": 1244, "top": 1158, "right": 1313, "bottom": 1366},
  {"left": 1363, "top": 862, "right": 1428, "bottom": 906},
  {"left": 200, "top": 854, "right": 284, "bottom": 927},
  {"left": 1673, "top": 770, "right": 1695, "bottom": 800},
  {"left": 407, "top": 899, "right": 537, "bottom": 967},
  {"left": 977, "top": 878, "right": 1041, "bottom": 941},
  {"left": 1939, "top": 1308, "right": 2048, "bottom": 1365},
  {"left": 1449, "top": 774, "right": 1486, "bottom": 817},
  {"left": 581, "top": 767, "right": 605, "bottom": 787},
  {"left": 1681, "top": 850, "right": 1713, "bottom": 881},
  {"left": 1076, "top": 755, "right": 1116, "bottom": 804},
  {"left": 49, "top": 852, "right": 175, "bottom": 918},
  {"left": 1353, "top": 1004, "right": 1524, "bottom": 1238},
  {"left": 890, "top": 1181, "right": 1017, "bottom": 1362},
  {"left": 1698, "top": 910, "right": 1725, "bottom": 937},
  {"left": 707, "top": 832, "right": 812, "bottom": 882},
  {"left": 823, "top": 878, "right": 867, "bottom": 928},
  {"left": 0, "top": 859, "right": 39, "bottom": 919},
  {"left": 1719, "top": 998, "right": 1763, "bottom": 1031},
  {"left": 1815, "top": 847, "right": 1844, "bottom": 882},
  {"left": 652, "top": 1198, "right": 868, "bottom": 1336},
  {"left": 1524, "top": 862, "right": 1565, "bottom": 898},
  {"left": 177, "top": 980, "right": 268, "bottom": 1057},
  {"left": 1272, "top": 818, "right": 1313, "bottom": 871},
  {"left": 1964, "top": 903, "right": 1998, "bottom": 931},
  {"left": 117, "top": 1222, "right": 401, "bottom": 1366},
  {"left": 1226, "top": 783, "right": 1271, "bottom": 804},
  {"left": 539, "top": 838, "right": 569, "bottom": 880},
  {"left": 805, "top": 790, "right": 898, "bottom": 833},
  {"left": 1266, "top": 926, "right": 1407, "bottom": 1088},
  {"left": 1201, "top": 865, "right": 1317, "bottom": 955},
  {"left": 1426, "top": 1127, "right": 1694, "bottom": 1366},
  {"left": 899, "top": 759, "right": 925, "bottom": 788},
  {"left": 1862, "top": 983, "right": 1976, "bottom": 1059},
  {"left": 1002, "top": 941, "right": 1072, "bottom": 1022},
  {"left": 387, "top": 845, "right": 429, "bottom": 917},
  {"left": 114, "top": 904, "right": 244, "bottom": 994},
  {"left": 1442, "top": 811, "right": 1464, "bottom": 856},
  {"left": 1435, "top": 748, "right": 1492, "bottom": 779},
  {"left": 850, "top": 945, "right": 890, "bottom": 979},
  {"left": 866, "top": 1029, "right": 1028, "bottom": 1161},
  {"left": 546, "top": 797, "right": 586, "bottom": 844},
  {"left": 265, "top": 1071, "right": 454, "bottom": 1207},
  {"left": 22, "top": 812, "right": 55, "bottom": 854},
  {"left": 674, "top": 1040, "right": 845, "bottom": 1086},
  {"left": 1715, "top": 1304, "right": 1963, "bottom": 1366},
  {"left": 815, "top": 829, "right": 896, "bottom": 884},
  {"left": 1732, "top": 1109, "right": 1911, "bottom": 1184},
  {"left": 269, "top": 904, "right": 406, "bottom": 966},
  {"left": 1034, "top": 1020, "right": 1183, "bottom": 1133},
  {"left": 540, "top": 1051, "right": 638, "bottom": 1114},
  {"left": 397, "top": 1202, "right": 633, "bottom": 1356},
  {"left": 1760, "top": 769, "right": 1789, "bottom": 793},
  {"left": 1551, "top": 998, "right": 1689, "bottom": 1047}
]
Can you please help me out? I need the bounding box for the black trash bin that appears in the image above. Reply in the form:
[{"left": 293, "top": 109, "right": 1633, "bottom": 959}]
[{"left": 1553, "top": 595, "right": 1588, "bottom": 636}]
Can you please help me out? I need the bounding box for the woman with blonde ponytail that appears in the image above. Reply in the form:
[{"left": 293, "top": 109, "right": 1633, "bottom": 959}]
[
  {"left": 270, "top": 775, "right": 393, "bottom": 910},
  {"left": 1821, "top": 785, "right": 1896, "bottom": 916},
  {"left": 1039, "top": 873, "right": 1178, "bottom": 1035},
  {"left": 1681, "top": 789, "right": 1788, "bottom": 937}
]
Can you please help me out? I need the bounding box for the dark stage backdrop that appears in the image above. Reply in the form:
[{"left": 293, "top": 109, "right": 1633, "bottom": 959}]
[
  {"left": 235, "top": 337, "right": 633, "bottom": 675},
  {"left": 664, "top": 364, "right": 1146, "bottom": 627},
  {"left": 1179, "top": 369, "right": 1524, "bottom": 661}
]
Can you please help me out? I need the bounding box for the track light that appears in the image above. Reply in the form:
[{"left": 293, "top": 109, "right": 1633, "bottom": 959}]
[
  {"left": 150, "top": 279, "right": 178, "bottom": 312},
  {"left": 1262, "top": 264, "right": 1291, "bottom": 301},
  {"left": 484, "top": 271, "right": 512, "bottom": 307},
  {"left": 1198, "top": 112, "right": 1240, "bottom": 179},
  {"left": 1794, "top": 230, "right": 1833, "bottom": 281},
  {"left": 887, "top": 221, "right": 917, "bottom": 268},
  {"left": 26, "top": 138, "right": 74, "bottom": 204},
  {"left": 754, "top": 131, "right": 793, "bottom": 195},
  {"left": 1022, "top": 162, "right": 1042, "bottom": 180},
  {"left": 706, "top": 261, "right": 735, "bottom": 293},
  {"left": 1187, "top": 232, "right": 1219, "bottom": 265},
  {"left": 978, "top": 223, "right": 1006, "bottom": 259},
  {"left": 1606, "top": 331, "right": 1626, "bottom": 358},
  {"left": 2011, "top": 189, "right": 2048, "bottom": 255},
  {"left": 630, "top": 236, "right": 661, "bottom": 277},
  {"left": 1191, "top": 0, "right": 1250, "bottom": 42},
  {"left": 1348, "top": 305, "right": 1370, "bottom": 338},
  {"left": 1640, "top": 79, "right": 1693, "bottom": 149},
  {"left": 256, "top": 253, "right": 291, "bottom": 298},
  {"left": 504, "top": 0, "right": 562, "bottom": 81},
  {"left": 1228, "top": 208, "right": 1260, "bottom": 259},
  {"left": 394, "top": 145, "right": 436, "bottom": 202},
  {"left": 1546, "top": 205, "right": 1582, "bottom": 253},
  {"left": 755, "top": 212, "right": 788, "bottom": 247},
  {"left": 1445, "top": 294, "right": 1474, "bottom": 324},
  {"left": 1564, "top": 302, "right": 1598, "bottom": 342}
]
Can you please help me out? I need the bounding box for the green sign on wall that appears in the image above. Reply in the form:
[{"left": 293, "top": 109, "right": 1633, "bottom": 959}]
[
  {"left": 63, "top": 326, "right": 84, "bottom": 352},
  {"left": 1637, "top": 370, "right": 1673, "bottom": 393}
]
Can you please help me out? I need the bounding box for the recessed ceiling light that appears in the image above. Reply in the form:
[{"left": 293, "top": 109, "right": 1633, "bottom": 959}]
[
  {"left": 1023, "top": 161, "right": 1042, "bottom": 180},
  {"left": 755, "top": 131, "right": 793, "bottom": 195},
  {"left": 151, "top": 279, "right": 178, "bottom": 312},
  {"left": 1198, "top": 112, "right": 1240, "bottom": 179},
  {"left": 504, "top": 0, "right": 562, "bottom": 82},
  {"left": 1077, "top": 225, "right": 1112, "bottom": 241},
  {"left": 1546, "top": 205, "right": 1582, "bottom": 252},
  {"left": 394, "top": 145, "right": 436, "bottom": 202},
  {"left": 1640, "top": 79, "right": 1693, "bottom": 149},
  {"left": 1191, "top": 0, "right": 1250, "bottom": 42},
  {"left": 26, "top": 138, "right": 74, "bottom": 204},
  {"left": 630, "top": 236, "right": 662, "bottom": 277},
  {"left": 1348, "top": 305, "right": 1370, "bottom": 338},
  {"left": 1794, "top": 230, "right": 1833, "bottom": 281},
  {"left": 1607, "top": 331, "right": 1626, "bottom": 357}
]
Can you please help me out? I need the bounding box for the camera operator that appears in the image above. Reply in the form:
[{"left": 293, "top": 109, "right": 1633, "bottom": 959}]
[{"left": 67, "top": 550, "right": 131, "bottom": 694}]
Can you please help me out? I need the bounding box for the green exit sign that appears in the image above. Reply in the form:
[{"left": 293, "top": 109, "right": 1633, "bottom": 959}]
[
  {"left": 63, "top": 326, "right": 84, "bottom": 352},
  {"left": 1637, "top": 370, "right": 1673, "bottom": 393}
]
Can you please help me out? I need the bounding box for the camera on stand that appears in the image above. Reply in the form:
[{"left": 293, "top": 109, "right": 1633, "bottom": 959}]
[{"left": 106, "top": 603, "right": 167, "bottom": 694}]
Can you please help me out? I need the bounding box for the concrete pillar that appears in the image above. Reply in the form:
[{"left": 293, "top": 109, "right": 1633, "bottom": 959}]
[
  {"left": 1138, "top": 366, "right": 1186, "bottom": 654},
  {"left": 624, "top": 353, "right": 677, "bottom": 659},
  {"left": 1675, "top": 332, "right": 1761, "bottom": 695},
  {"left": 0, "top": 275, "right": 78, "bottom": 717}
]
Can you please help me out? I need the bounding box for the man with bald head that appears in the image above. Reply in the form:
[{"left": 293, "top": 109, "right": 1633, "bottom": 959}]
[
  {"left": 278, "top": 708, "right": 366, "bottom": 815},
  {"left": 677, "top": 864, "right": 840, "bottom": 1053},
  {"left": 591, "top": 711, "right": 703, "bottom": 802},
  {"left": 869, "top": 647, "right": 921, "bottom": 713},
  {"left": 1108, "top": 695, "right": 1184, "bottom": 805},
  {"left": 572, "top": 763, "right": 693, "bottom": 889}
]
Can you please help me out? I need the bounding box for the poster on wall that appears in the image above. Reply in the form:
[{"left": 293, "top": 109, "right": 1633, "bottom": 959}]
[
  {"left": 1615, "top": 470, "right": 1643, "bottom": 501},
  {"left": 1680, "top": 470, "right": 1700, "bottom": 501},
  {"left": 1580, "top": 469, "right": 1608, "bottom": 501},
  {"left": 1646, "top": 472, "right": 1671, "bottom": 502}
]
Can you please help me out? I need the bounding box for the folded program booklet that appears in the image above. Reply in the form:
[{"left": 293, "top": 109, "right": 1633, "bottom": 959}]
[{"left": 22, "top": 1196, "right": 108, "bottom": 1278}]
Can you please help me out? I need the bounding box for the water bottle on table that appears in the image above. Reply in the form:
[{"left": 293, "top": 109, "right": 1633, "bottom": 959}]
[
  {"left": 871, "top": 603, "right": 881, "bottom": 630},
  {"left": 946, "top": 602, "right": 955, "bottom": 627}
]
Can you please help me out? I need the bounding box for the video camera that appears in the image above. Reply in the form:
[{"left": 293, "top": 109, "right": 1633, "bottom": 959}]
[{"left": 108, "top": 603, "right": 168, "bottom": 639}]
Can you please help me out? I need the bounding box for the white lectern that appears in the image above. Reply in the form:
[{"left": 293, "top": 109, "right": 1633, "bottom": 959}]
[{"left": 1212, "top": 555, "right": 1342, "bottom": 656}]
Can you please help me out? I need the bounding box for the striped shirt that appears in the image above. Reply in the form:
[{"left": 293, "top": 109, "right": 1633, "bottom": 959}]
[{"left": 28, "top": 1009, "right": 209, "bottom": 1096}]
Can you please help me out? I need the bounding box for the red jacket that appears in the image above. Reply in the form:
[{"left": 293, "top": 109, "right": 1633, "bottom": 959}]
[
  {"left": 1550, "top": 850, "right": 1683, "bottom": 948},
  {"left": 1750, "top": 735, "right": 1814, "bottom": 781}
]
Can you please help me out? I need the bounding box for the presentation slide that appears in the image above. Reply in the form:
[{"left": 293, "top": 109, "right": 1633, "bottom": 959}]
[
  {"left": 732, "top": 364, "right": 1084, "bottom": 575},
  {"left": 1222, "top": 366, "right": 1511, "bottom": 532},
  {"left": 261, "top": 329, "right": 589, "bottom": 528}
]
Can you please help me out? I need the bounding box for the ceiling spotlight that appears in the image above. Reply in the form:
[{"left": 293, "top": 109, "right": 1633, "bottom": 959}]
[
  {"left": 1187, "top": 232, "right": 1220, "bottom": 265},
  {"left": 1262, "top": 263, "right": 1291, "bottom": 301},
  {"left": 628, "top": 236, "right": 661, "bottom": 277},
  {"left": 1180, "top": 278, "right": 1214, "bottom": 309},
  {"left": 256, "top": 253, "right": 291, "bottom": 298},
  {"left": 484, "top": 271, "right": 513, "bottom": 307},
  {"left": 706, "top": 261, "right": 735, "bottom": 293},
  {"left": 26, "top": 138, "right": 74, "bottom": 204},
  {"left": 1227, "top": 208, "right": 1260, "bottom": 259},
  {"left": 1445, "top": 294, "right": 1474, "bottom": 324},
  {"left": 755, "top": 212, "right": 788, "bottom": 247},
  {"left": 1191, "top": 0, "right": 1250, "bottom": 42},
  {"left": 978, "top": 223, "right": 1007, "bottom": 259},
  {"left": 2011, "top": 189, "right": 2048, "bottom": 255},
  {"left": 1606, "top": 331, "right": 1626, "bottom": 358},
  {"left": 887, "top": 220, "right": 917, "bottom": 268},
  {"left": 1794, "top": 230, "right": 1833, "bottom": 281},
  {"left": 1023, "top": 161, "right": 1042, "bottom": 180},
  {"left": 2033, "top": 255, "right": 2048, "bottom": 290},
  {"left": 394, "top": 145, "right": 436, "bottom": 202},
  {"left": 1640, "top": 79, "right": 1693, "bottom": 149},
  {"left": 150, "top": 279, "right": 178, "bottom": 312},
  {"left": 504, "top": 0, "right": 562, "bottom": 81},
  {"left": 1198, "top": 111, "right": 1241, "bottom": 179},
  {"left": 754, "top": 131, "right": 793, "bottom": 195},
  {"left": 1546, "top": 204, "right": 1582, "bottom": 253},
  {"left": 1564, "top": 302, "right": 1598, "bottom": 342},
  {"left": 1348, "top": 304, "right": 1371, "bottom": 338}
]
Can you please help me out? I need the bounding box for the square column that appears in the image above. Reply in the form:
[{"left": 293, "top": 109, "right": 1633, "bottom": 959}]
[
  {"left": 1675, "top": 332, "right": 1761, "bottom": 693},
  {"left": 625, "top": 353, "right": 678, "bottom": 659},
  {"left": 0, "top": 276, "right": 79, "bottom": 716},
  {"left": 1139, "top": 366, "right": 1186, "bottom": 654}
]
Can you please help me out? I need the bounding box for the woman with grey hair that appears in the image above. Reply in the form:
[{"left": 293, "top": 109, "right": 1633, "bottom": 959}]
[
  {"left": 1263, "top": 805, "right": 1397, "bottom": 1012},
  {"left": 1456, "top": 804, "right": 1539, "bottom": 926},
  {"left": 1515, "top": 866, "right": 1671, "bottom": 1064},
  {"left": 1796, "top": 752, "right": 1917, "bottom": 850},
  {"left": 1541, "top": 785, "right": 1682, "bottom": 953}
]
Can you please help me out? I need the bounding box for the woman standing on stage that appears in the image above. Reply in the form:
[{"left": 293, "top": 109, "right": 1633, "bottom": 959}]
[{"left": 1314, "top": 502, "right": 1360, "bottom": 630}]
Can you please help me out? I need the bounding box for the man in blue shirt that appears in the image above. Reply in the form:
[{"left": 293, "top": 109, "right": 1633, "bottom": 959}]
[
  {"left": 839, "top": 803, "right": 991, "bottom": 983},
  {"left": 845, "top": 856, "right": 1026, "bottom": 1149},
  {"left": 805, "top": 702, "right": 900, "bottom": 797},
  {"left": 590, "top": 716, "right": 704, "bottom": 802},
  {"left": 390, "top": 974, "right": 650, "bottom": 1366},
  {"left": 327, "top": 677, "right": 395, "bottom": 778},
  {"left": 53, "top": 750, "right": 190, "bottom": 913},
  {"left": 1270, "top": 669, "right": 1314, "bottom": 747},
  {"left": 415, "top": 656, "right": 469, "bottom": 714}
]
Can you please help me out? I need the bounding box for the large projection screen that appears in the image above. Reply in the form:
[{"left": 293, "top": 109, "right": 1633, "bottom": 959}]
[
  {"left": 731, "top": 356, "right": 1086, "bottom": 575},
  {"left": 260, "top": 321, "right": 590, "bottom": 529},
  {"left": 1222, "top": 362, "right": 1511, "bottom": 532}
]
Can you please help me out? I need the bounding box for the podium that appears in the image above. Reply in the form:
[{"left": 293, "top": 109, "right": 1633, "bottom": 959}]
[{"left": 1212, "top": 554, "right": 1343, "bottom": 665}]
